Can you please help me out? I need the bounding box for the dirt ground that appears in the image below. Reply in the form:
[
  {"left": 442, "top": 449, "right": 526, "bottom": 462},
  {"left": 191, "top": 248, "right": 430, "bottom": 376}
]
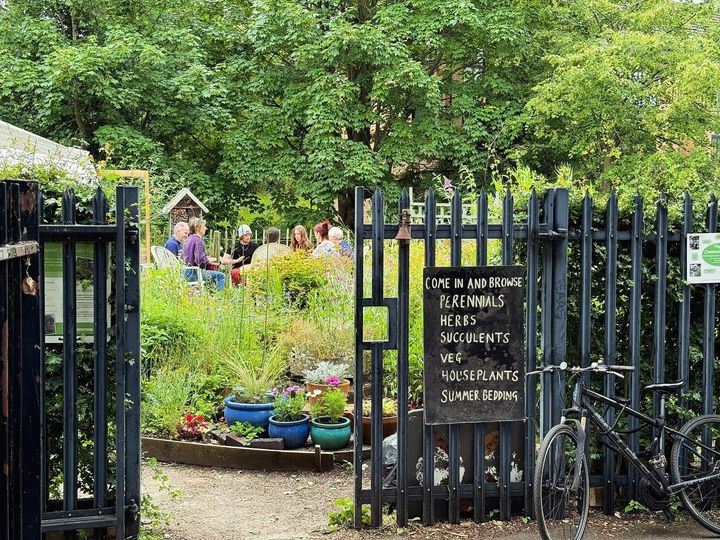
[{"left": 143, "top": 462, "right": 713, "bottom": 540}]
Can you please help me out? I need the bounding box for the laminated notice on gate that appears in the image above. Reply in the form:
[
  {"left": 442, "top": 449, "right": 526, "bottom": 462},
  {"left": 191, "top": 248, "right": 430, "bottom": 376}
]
[
  {"left": 687, "top": 233, "right": 720, "bottom": 284},
  {"left": 423, "top": 266, "right": 525, "bottom": 425}
]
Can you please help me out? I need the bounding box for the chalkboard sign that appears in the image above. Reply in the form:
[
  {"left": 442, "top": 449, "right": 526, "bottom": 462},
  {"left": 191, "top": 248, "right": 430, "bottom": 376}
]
[{"left": 423, "top": 266, "right": 525, "bottom": 425}]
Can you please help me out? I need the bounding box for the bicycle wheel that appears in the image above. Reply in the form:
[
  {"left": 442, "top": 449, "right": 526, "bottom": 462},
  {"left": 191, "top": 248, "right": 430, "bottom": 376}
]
[
  {"left": 534, "top": 423, "right": 589, "bottom": 540},
  {"left": 671, "top": 414, "right": 720, "bottom": 535}
]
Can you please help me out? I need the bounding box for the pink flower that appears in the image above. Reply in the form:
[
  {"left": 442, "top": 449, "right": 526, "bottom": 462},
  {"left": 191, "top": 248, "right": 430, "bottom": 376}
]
[
  {"left": 443, "top": 176, "right": 454, "bottom": 192},
  {"left": 326, "top": 376, "right": 342, "bottom": 387}
]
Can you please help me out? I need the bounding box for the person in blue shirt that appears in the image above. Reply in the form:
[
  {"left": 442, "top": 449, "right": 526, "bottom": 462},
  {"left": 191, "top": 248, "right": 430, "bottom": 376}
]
[
  {"left": 328, "top": 226, "right": 354, "bottom": 258},
  {"left": 164, "top": 221, "right": 189, "bottom": 257}
]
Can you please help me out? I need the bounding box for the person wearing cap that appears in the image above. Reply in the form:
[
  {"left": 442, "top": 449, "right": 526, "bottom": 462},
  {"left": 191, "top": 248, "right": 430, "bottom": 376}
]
[{"left": 230, "top": 225, "right": 259, "bottom": 286}]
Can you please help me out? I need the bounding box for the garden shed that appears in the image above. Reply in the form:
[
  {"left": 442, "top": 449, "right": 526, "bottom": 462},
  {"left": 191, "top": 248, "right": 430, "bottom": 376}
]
[
  {"left": 0, "top": 119, "right": 96, "bottom": 182},
  {"left": 161, "top": 187, "right": 208, "bottom": 229}
]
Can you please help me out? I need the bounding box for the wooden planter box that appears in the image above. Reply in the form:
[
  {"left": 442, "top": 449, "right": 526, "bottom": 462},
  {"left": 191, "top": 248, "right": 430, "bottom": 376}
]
[{"left": 142, "top": 437, "right": 334, "bottom": 472}]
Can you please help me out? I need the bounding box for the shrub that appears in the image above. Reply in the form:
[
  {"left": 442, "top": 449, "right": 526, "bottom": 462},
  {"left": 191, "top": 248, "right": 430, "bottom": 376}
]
[
  {"left": 220, "top": 347, "right": 285, "bottom": 403},
  {"left": 310, "top": 388, "right": 347, "bottom": 423},
  {"left": 142, "top": 369, "right": 198, "bottom": 438},
  {"left": 271, "top": 385, "right": 307, "bottom": 422},
  {"left": 302, "top": 361, "right": 350, "bottom": 384},
  {"left": 277, "top": 316, "right": 353, "bottom": 375}
]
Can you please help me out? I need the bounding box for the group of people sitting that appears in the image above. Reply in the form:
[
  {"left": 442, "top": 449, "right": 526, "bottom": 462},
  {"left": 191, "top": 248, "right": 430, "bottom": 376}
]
[{"left": 164, "top": 217, "right": 354, "bottom": 291}]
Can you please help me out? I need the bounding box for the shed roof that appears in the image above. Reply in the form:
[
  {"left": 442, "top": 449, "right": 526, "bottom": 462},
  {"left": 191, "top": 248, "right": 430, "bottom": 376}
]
[
  {"left": 0, "top": 120, "right": 96, "bottom": 183},
  {"left": 161, "top": 187, "right": 209, "bottom": 214}
]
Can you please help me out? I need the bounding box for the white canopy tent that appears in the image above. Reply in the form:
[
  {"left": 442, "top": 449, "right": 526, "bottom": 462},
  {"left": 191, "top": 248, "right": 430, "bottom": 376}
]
[{"left": 0, "top": 120, "right": 97, "bottom": 183}]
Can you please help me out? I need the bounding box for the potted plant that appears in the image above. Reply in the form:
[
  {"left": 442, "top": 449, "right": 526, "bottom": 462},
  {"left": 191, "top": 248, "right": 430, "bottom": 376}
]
[
  {"left": 221, "top": 353, "right": 283, "bottom": 430},
  {"left": 309, "top": 388, "right": 351, "bottom": 450},
  {"left": 360, "top": 398, "right": 398, "bottom": 445},
  {"left": 303, "top": 361, "right": 351, "bottom": 404},
  {"left": 268, "top": 385, "right": 310, "bottom": 449}
]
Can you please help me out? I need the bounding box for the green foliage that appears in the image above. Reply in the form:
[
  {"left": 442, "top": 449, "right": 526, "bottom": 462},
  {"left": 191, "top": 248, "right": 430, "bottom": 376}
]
[
  {"left": 141, "top": 458, "right": 183, "bottom": 537},
  {"left": 271, "top": 387, "right": 308, "bottom": 422},
  {"left": 229, "top": 421, "right": 264, "bottom": 442},
  {"left": 361, "top": 398, "right": 398, "bottom": 418},
  {"left": 327, "top": 497, "right": 370, "bottom": 531},
  {"left": 142, "top": 369, "right": 200, "bottom": 438},
  {"left": 310, "top": 388, "right": 348, "bottom": 423},
  {"left": 302, "top": 361, "right": 350, "bottom": 384},
  {"left": 624, "top": 499, "right": 648, "bottom": 514},
  {"left": 276, "top": 316, "right": 353, "bottom": 375},
  {"left": 221, "top": 348, "right": 285, "bottom": 403},
  {"left": 248, "top": 251, "right": 349, "bottom": 308},
  {"left": 523, "top": 0, "right": 720, "bottom": 191},
  {"left": 4, "top": 0, "right": 719, "bottom": 226}
]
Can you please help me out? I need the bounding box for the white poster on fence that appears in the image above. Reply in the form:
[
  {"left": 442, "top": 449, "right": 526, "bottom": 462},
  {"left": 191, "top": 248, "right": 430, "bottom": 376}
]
[
  {"left": 44, "top": 242, "right": 109, "bottom": 343},
  {"left": 687, "top": 233, "right": 720, "bottom": 284}
]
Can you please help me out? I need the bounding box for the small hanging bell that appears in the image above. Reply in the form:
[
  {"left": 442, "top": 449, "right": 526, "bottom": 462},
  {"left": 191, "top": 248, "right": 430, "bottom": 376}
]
[{"left": 394, "top": 208, "right": 412, "bottom": 243}]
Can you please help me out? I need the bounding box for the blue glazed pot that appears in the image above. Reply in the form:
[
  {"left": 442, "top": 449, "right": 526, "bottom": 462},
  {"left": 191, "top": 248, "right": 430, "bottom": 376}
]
[
  {"left": 268, "top": 414, "right": 310, "bottom": 449},
  {"left": 310, "top": 416, "right": 351, "bottom": 450},
  {"left": 224, "top": 395, "right": 274, "bottom": 429}
]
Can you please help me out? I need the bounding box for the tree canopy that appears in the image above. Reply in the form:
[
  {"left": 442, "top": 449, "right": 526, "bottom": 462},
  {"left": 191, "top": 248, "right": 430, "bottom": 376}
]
[{"left": 1, "top": 0, "right": 719, "bottom": 227}]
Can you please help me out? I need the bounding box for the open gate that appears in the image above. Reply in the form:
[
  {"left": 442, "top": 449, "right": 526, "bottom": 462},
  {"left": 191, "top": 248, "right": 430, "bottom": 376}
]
[
  {"left": 0, "top": 179, "right": 141, "bottom": 539},
  {"left": 354, "top": 186, "right": 719, "bottom": 527}
]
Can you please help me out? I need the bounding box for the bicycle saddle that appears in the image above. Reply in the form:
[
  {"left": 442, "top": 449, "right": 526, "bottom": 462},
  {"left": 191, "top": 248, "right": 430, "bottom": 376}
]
[{"left": 643, "top": 380, "right": 685, "bottom": 395}]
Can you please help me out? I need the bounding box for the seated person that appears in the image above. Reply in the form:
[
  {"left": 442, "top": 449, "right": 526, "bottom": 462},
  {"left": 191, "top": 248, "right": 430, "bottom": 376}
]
[
  {"left": 290, "top": 225, "right": 313, "bottom": 252},
  {"left": 182, "top": 217, "right": 226, "bottom": 291},
  {"left": 230, "top": 224, "right": 259, "bottom": 286},
  {"left": 251, "top": 227, "right": 292, "bottom": 267},
  {"left": 328, "top": 226, "right": 353, "bottom": 257},
  {"left": 312, "top": 220, "right": 335, "bottom": 257},
  {"left": 164, "top": 221, "right": 189, "bottom": 257}
]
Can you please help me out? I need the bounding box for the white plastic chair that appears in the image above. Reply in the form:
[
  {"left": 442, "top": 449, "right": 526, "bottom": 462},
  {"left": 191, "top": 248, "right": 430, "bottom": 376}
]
[{"left": 151, "top": 245, "right": 203, "bottom": 289}]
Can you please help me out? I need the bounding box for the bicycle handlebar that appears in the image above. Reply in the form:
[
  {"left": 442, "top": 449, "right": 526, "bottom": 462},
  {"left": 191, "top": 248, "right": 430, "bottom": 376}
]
[{"left": 526, "top": 361, "right": 634, "bottom": 379}]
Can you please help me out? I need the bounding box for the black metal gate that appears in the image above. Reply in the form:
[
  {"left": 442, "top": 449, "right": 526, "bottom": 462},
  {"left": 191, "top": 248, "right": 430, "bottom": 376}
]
[
  {"left": 0, "top": 179, "right": 141, "bottom": 539},
  {"left": 354, "top": 185, "right": 719, "bottom": 527}
]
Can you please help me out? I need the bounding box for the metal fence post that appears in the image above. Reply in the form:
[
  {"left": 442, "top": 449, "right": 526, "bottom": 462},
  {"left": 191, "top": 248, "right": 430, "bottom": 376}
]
[{"left": 122, "top": 187, "right": 141, "bottom": 539}]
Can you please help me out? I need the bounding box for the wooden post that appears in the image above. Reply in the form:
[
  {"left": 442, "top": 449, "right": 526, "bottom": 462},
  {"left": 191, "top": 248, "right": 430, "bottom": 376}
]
[{"left": 98, "top": 169, "right": 152, "bottom": 263}]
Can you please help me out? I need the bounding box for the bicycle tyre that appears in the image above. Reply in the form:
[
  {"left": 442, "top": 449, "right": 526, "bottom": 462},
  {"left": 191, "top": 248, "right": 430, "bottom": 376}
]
[
  {"left": 671, "top": 414, "right": 720, "bottom": 535},
  {"left": 534, "top": 423, "right": 590, "bottom": 540}
]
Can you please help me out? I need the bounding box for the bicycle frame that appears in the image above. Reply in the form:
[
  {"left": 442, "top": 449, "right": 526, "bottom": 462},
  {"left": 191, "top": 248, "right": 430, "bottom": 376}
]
[{"left": 563, "top": 379, "right": 720, "bottom": 496}]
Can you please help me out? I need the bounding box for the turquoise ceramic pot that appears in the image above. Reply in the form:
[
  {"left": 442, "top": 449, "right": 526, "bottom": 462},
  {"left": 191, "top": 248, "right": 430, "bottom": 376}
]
[{"left": 310, "top": 416, "right": 351, "bottom": 450}]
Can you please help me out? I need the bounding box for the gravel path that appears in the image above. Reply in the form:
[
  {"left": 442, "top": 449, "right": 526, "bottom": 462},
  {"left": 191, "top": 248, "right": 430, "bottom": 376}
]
[{"left": 143, "top": 462, "right": 712, "bottom": 539}]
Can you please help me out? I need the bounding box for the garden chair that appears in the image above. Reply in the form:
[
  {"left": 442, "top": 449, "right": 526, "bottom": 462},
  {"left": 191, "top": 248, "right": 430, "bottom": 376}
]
[{"left": 151, "top": 245, "right": 203, "bottom": 289}]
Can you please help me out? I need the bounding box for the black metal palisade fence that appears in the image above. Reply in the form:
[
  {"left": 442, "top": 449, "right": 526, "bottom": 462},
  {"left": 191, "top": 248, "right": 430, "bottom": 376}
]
[
  {"left": 0, "top": 179, "right": 141, "bottom": 539},
  {"left": 353, "top": 186, "right": 719, "bottom": 527}
]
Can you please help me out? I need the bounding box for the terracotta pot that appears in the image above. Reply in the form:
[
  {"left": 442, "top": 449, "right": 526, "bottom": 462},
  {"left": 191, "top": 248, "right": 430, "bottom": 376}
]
[
  {"left": 361, "top": 415, "right": 398, "bottom": 445},
  {"left": 305, "top": 379, "right": 351, "bottom": 405}
]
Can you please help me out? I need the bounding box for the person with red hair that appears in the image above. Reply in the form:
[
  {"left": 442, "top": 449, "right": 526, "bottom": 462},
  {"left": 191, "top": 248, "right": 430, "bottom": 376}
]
[{"left": 312, "top": 220, "right": 335, "bottom": 256}]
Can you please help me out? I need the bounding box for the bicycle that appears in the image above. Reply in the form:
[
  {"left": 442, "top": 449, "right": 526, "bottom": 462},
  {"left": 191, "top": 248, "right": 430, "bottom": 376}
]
[{"left": 528, "top": 361, "right": 720, "bottom": 539}]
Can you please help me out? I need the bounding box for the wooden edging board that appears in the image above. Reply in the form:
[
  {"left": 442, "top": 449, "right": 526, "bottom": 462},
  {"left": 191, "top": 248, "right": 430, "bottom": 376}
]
[{"left": 142, "top": 437, "right": 335, "bottom": 472}]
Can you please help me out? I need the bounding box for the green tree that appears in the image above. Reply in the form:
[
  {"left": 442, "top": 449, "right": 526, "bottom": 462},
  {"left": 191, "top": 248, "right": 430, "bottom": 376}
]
[
  {"left": 522, "top": 0, "right": 720, "bottom": 198},
  {"left": 220, "top": 0, "right": 540, "bottom": 221}
]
